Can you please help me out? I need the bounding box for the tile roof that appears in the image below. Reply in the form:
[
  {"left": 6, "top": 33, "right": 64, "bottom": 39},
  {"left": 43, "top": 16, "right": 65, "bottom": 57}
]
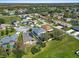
[{"left": 42, "top": 24, "right": 53, "bottom": 31}]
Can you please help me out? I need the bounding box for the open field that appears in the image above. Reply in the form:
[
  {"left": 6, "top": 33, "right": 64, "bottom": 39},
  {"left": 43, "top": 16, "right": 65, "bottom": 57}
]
[
  {"left": 24, "top": 34, "right": 79, "bottom": 58},
  {"left": 0, "top": 15, "right": 21, "bottom": 24}
]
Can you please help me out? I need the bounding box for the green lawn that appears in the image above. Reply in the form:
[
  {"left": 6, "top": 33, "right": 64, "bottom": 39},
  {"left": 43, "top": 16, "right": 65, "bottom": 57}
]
[
  {"left": 25, "top": 34, "right": 79, "bottom": 58},
  {"left": 0, "top": 15, "right": 21, "bottom": 24}
]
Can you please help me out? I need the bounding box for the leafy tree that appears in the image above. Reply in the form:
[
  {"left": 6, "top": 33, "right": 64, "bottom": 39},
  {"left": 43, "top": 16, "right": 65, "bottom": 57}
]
[
  {"left": 12, "top": 33, "right": 24, "bottom": 58},
  {"left": 0, "top": 46, "right": 7, "bottom": 58},
  {"left": 29, "top": 28, "right": 32, "bottom": 32},
  {"left": 5, "top": 27, "right": 9, "bottom": 35},
  {"left": 36, "top": 41, "right": 46, "bottom": 48},
  {"left": 12, "top": 48, "right": 24, "bottom": 58},
  {"left": 10, "top": 27, "right": 15, "bottom": 33},
  {"left": 0, "top": 18, "right": 5, "bottom": 24},
  {"left": 31, "top": 46, "right": 41, "bottom": 55},
  {"left": 40, "top": 33, "right": 51, "bottom": 41},
  {"left": 17, "top": 33, "right": 23, "bottom": 45},
  {"left": 50, "top": 29, "right": 63, "bottom": 40},
  {"left": 1, "top": 30, "right": 4, "bottom": 36}
]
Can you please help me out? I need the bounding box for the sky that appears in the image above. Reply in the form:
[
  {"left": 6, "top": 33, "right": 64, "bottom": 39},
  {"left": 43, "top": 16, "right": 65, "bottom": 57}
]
[{"left": 0, "top": 0, "right": 79, "bottom": 3}]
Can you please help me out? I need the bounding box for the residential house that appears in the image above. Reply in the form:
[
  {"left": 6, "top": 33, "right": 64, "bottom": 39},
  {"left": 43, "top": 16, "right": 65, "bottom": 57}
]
[
  {"left": 42, "top": 24, "right": 53, "bottom": 31},
  {"left": 63, "top": 18, "right": 72, "bottom": 22},
  {"left": 55, "top": 26, "right": 63, "bottom": 29},
  {"left": 72, "top": 26, "right": 79, "bottom": 31},
  {"left": 53, "top": 13, "right": 64, "bottom": 20},
  {"left": 31, "top": 28, "right": 46, "bottom": 37},
  {"left": 0, "top": 24, "right": 10, "bottom": 30},
  {"left": 0, "top": 32, "right": 20, "bottom": 48}
]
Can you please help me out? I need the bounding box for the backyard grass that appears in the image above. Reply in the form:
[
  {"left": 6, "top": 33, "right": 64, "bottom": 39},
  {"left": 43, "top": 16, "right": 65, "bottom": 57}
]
[
  {"left": 0, "top": 15, "right": 21, "bottom": 24},
  {"left": 25, "top": 34, "right": 79, "bottom": 58}
]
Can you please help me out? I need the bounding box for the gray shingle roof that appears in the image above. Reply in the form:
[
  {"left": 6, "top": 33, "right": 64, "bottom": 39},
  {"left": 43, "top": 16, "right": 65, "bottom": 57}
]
[
  {"left": 32, "top": 28, "right": 46, "bottom": 36},
  {"left": 0, "top": 33, "right": 19, "bottom": 45}
]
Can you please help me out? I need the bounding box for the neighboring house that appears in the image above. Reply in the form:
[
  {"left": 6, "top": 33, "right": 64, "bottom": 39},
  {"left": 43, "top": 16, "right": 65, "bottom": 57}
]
[
  {"left": 18, "top": 8, "right": 27, "bottom": 14},
  {"left": 55, "top": 26, "right": 63, "bottom": 29},
  {"left": 0, "top": 32, "right": 20, "bottom": 48},
  {"left": 72, "top": 26, "right": 79, "bottom": 31},
  {"left": 54, "top": 20, "right": 72, "bottom": 27},
  {"left": 9, "top": 10, "right": 15, "bottom": 15},
  {"left": 53, "top": 13, "right": 64, "bottom": 19},
  {"left": 19, "top": 15, "right": 28, "bottom": 19},
  {"left": 42, "top": 24, "right": 53, "bottom": 31},
  {"left": 57, "top": 16, "right": 63, "bottom": 19},
  {"left": 63, "top": 18, "right": 72, "bottom": 22},
  {"left": 3, "top": 9, "right": 16, "bottom": 15},
  {"left": 15, "top": 26, "right": 29, "bottom": 33},
  {"left": 0, "top": 24, "right": 6, "bottom": 30},
  {"left": 19, "top": 15, "right": 32, "bottom": 22},
  {"left": 22, "top": 17, "right": 32, "bottom": 22},
  {"left": 31, "top": 28, "right": 46, "bottom": 37},
  {"left": 71, "top": 20, "right": 79, "bottom": 26},
  {"left": 12, "top": 21, "right": 19, "bottom": 27},
  {"left": 3, "top": 9, "right": 9, "bottom": 13},
  {"left": 53, "top": 13, "right": 58, "bottom": 18},
  {"left": 23, "top": 20, "right": 36, "bottom": 27}
]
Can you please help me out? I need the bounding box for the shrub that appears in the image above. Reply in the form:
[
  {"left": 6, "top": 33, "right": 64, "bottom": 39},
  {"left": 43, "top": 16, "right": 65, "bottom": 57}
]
[{"left": 31, "top": 46, "right": 41, "bottom": 55}]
